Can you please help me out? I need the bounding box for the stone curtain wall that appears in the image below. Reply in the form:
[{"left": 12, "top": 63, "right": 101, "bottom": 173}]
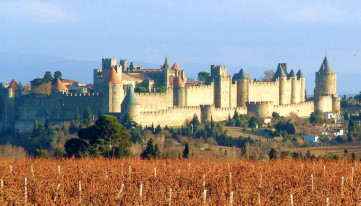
[
  {"left": 248, "top": 81, "right": 280, "bottom": 105},
  {"left": 136, "top": 90, "right": 174, "bottom": 112},
  {"left": 273, "top": 101, "right": 314, "bottom": 117},
  {"left": 185, "top": 84, "right": 214, "bottom": 106}
]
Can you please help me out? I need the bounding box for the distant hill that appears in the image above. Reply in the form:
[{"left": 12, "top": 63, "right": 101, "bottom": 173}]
[{"left": 1, "top": 52, "right": 360, "bottom": 95}]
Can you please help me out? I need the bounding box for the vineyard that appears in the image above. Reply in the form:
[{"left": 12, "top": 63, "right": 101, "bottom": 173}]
[{"left": 0, "top": 158, "right": 360, "bottom": 205}]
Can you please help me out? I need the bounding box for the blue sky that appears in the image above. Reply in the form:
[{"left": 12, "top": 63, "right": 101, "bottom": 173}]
[{"left": 1, "top": 0, "right": 360, "bottom": 79}]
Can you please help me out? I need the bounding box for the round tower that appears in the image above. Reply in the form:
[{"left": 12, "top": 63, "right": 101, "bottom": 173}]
[
  {"left": 173, "top": 76, "right": 186, "bottom": 106},
  {"left": 246, "top": 101, "right": 273, "bottom": 118},
  {"left": 297, "top": 70, "right": 306, "bottom": 102},
  {"left": 273, "top": 64, "right": 288, "bottom": 105},
  {"left": 288, "top": 69, "right": 297, "bottom": 103},
  {"left": 104, "top": 67, "right": 123, "bottom": 113},
  {"left": 315, "top": 56, "right": 337, "bottom": 97},
  {"left": 234, "top": 68, "right": 250, "bottom": 107},
  {"left": 200, "top": 105, "right": 214, "bottom": 123},
  {"left": 121, "top": 86, "right": 141, "bottom": 124}
]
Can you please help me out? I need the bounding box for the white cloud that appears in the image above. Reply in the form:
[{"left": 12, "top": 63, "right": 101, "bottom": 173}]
[{"left": 0, "top": 0, "right": 77, "bottom": 23}]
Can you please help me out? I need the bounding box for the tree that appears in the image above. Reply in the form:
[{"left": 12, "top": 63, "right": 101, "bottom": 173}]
[
  {"left": 155, "top": 86, "right": 167, "bottom": 93},
  {"left": 34, "top": 146, "right": 50, "bottom": 158},
  {"left": 268, "top": 148, "right": 278, "bottom": 160},
  {"left": 54, "top": 71, "right": 63, "bottom": 80},
  {"left": 134, "top": 87, "right": 148, "bottom": 93},
  {"left": 183, "top": 142, "right": 189, "bottom": 158},
  {"left": 43, "top": 71, "right": 53, "bottom": 83},
  {"left": 310, "top": 109, "right": 324, "bottom": 125},
  {"left": 191, "top": 114, "right": 200, "bottom": 131},
  {"left": 263, "top": 70, "right": 275, "bottom": 81},
  {"left": 197, "top": 71, "right": 210, "bottom": 82},
  {"left": 65, "top": 115, "right": 132, "bottom": 158},
  {"left": 248, "top": 117, "right": 258, "bottom": 132},
  {"left": 141, "top": 139, "right": 161, "bottom": 159},
  {"left": 65, "top": 138, "right": 90, "bottom": 158},
  {"left": 75, "top": 107, "right": 80, "bottom": 122},
  {"left": 32, "top": 119, "right": 40, "bottom": 137},
  {"left": 83, "top": 107, "right": 92, "bottom": 126}
]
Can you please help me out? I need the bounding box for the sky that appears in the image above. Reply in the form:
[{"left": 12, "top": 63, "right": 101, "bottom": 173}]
[{"left": 0, "top": 0, "right": 361, "bottom": 80}]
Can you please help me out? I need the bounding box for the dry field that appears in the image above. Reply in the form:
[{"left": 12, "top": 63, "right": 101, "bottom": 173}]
[
  {"left": 0, "top": 158, "right": 360, "bottom": 205},
  {"left": 291, "top": 142, "right": 361, "bottom": 156}
]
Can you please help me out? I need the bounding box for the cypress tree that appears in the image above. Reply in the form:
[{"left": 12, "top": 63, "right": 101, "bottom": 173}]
[{"left": 182, "top": 142, "right": 189, "bottom": 158}]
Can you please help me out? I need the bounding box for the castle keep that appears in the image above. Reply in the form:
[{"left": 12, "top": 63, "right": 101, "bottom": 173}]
[{"left": 0, "top": 56, "right": 340, "bottom": 132}]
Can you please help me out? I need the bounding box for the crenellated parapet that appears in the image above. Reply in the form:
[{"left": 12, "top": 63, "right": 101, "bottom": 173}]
[{"left": 246, "top": 101, "right": 274, "bottom": 118}]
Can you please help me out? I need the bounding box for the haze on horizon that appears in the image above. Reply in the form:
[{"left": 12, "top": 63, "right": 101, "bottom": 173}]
[{"left": 0, "top": 0, "right": 360, "bottom": 89}]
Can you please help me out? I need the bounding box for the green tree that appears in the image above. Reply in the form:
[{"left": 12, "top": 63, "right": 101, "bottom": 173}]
[
  {"left": 248, "top": 117, "right": 258, "bottom": 132},
  {"left": 197, "top": 71, "right": 210, "bottom": 82},
  {"left": 65, "top": 115, "right": 131, "bottom": 158},
  {"left": 82, "top": 107, "right": 92, "bottom": 126},
  {"left": 140, "top": 139, "right": 156, "bottom": 159},
  {"left": 75, "top": 107, "right": 80, "bottom": 122},
  {"left": 268, "top": 148, "right": 278, "bottom": 160},
  {"left": 32, "top": 119, "right": 40, "bottom": 137},
  {"left": 310, "top": 109, "right": 324, "bottom": 124},
  {"left": 155, "top": 86, "right": 167, "bottom": 93},
  {"left": 43, "top": 71, "right": 53, "bottom": 83},
  {"left": 183, "top": 142, "right": 189, "bottom": 158},
  {"left": 191, "top": 114, "right": 200, "bottom": 131},
  {"left": 34, "top": 146, "right": 50, "bottom": 158},
  {"left": 64, "top": 138, "right": 90, "bottom": 158},
  {"left": 134, "top": 87, "right": 149, "bottom": 93},
  {"left": 54, "top": 71, "right": 63, "bottom": 80}
]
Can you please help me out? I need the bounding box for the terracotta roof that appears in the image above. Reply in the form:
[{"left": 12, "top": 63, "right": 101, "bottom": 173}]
[
  {"left": 122, "top": 73, "right": 144, "bottom": 81},
  {"left": 8, "top": 78, "right": 18, "bottom": 88},
  {"left": 105, "top": 67, "right": 122, "bottom": 84},
  {"left": 173, "top": 76, "right": 184, "bottom": 86},
  {"left": 171, "top": 62, "right": 181, "bottom": 71},
  {"left": 52, "top": 79, "right": 69, "bottom": 92}
]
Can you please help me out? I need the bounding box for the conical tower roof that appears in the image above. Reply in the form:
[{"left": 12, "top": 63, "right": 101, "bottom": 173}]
[
  {"left": 287, "top": 69, "right": 296, "bottom": 78},
  {"left": 296, "top": 69, "right": 305, "bottom": 79},
  {"left": 173, "top": 76, "right": 184, "bottom": 86},
  {"left": 52, "top": 78, "right": 68, "bottom": 92},
  {"left": 122, "top": 86, "right": 140, "bottom": 106},
  {"left": 161, "top": 56, "right": 169, "bottom": 70},
  {"left": 273, "top": 65, "right": 287, "bottom": 81},
  {"left": 9, "top": 78, "right": 18, "bottom": 88},
  {"left": 233, "top": 68, "right": 252, "bottom": 81},
  {"left": 171, "top": 62, "right": 181, "bottom": 71},
  {"left": 319, "top": 56, "right": 333, "bottom": 72},
  {"left": 36, "top": 103, "right": 48, "bottom": 117},
  {"left": 105, "top": 67, "right": 122, "bottom": 84}
]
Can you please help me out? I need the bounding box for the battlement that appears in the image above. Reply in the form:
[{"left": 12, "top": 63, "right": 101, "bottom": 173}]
[
  {"left": 247, "top": 101, "right": 273, "bottom": 105},
  {"left": 249, "top": 81, "right": 278, "bottom": 86},
  {"left": 274, "top": 101, "right": 314, "bottom": 108},
  {"left": 136, "top": 92, "right": 169, "bottom": 96},
  {"left": 186, "top": 84, "right": 213, "bottom": 90},
  {"left": 141, "top": 106, "right": 201, "bottom": 115}
]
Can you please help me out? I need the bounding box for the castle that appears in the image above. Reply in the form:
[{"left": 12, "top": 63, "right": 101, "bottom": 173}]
[{"left": 0, "top": 56, "right": 340, "bottom": 132}]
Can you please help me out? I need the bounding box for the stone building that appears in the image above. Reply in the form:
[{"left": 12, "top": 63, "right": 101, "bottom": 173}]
[{"left": 0, "top": 56, "right": 340, "bottom": 132}]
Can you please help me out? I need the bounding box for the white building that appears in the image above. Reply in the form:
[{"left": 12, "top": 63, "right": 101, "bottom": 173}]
[{"left": 303, "top": 135, "right": 319, "bottom": 143}]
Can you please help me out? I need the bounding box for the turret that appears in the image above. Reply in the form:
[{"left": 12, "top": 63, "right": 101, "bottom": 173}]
[
  {"left": 52, "top": 79, "right": 69, "bottom": 94},
  {"left": 288, "top": 69, "right": 298, "bottom": 103},
  {"left": 315, "top": 56, "right": 337, "bottom": 97},
  {"left": 296, "top": 69, "right": 306, "bottom": 102},
  {"left": 173, "top": 75, "right": 186, "bottom": 106},
  {"left": 234, "top": 68, "right": 250, "bottom": 107},
  {"left": 274, "top": 64, "right": 288, "bottom": 105},
  {"left": 121, "top": 86, "right": 141, "bottom": 124},
  {"left": 314, "top": 56, "right": 339, "bottom": 113},
  {"left": 103, "top": 67, "right": 123, "bottom": 113},
  {"left": 161, "top": 57, "right": 170, "bottom": 87}
]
